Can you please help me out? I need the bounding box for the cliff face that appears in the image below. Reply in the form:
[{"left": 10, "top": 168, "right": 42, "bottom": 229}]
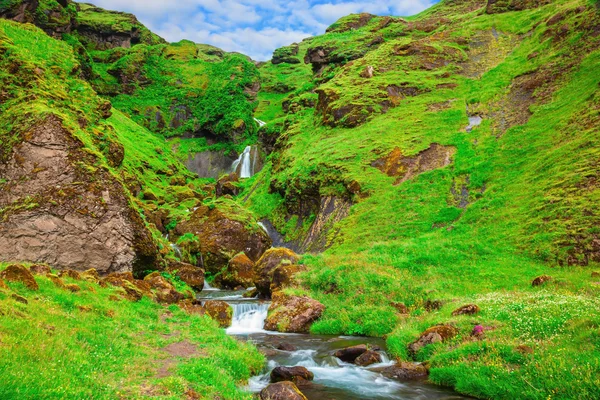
[{"left": 0, "top": 116, "right": 157, "bottom": 273}]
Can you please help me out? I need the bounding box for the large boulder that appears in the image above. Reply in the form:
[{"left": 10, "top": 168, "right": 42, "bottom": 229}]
[
  {"left": 0, "top": 116, "right": 160, "bottom": 274},
  {"left": 271, "top": 264, "right": 306, "bottom": 293},
  {"left": 260, "top": 382, "right": 308, "bottom": 400},
  {"left": 270, "top": 366, "right": 314, "bottom": 384},
  {"left": 167, "top": 262, "right": 205, "bottom": 291},
  {"left": 215, "top": 253, "right": 255, "bottom": 289},
  {"left": 0, "top": 264, "right": 39, "bottom": 290},
  {"left": 254, "top": 248, "right": 301, "bottom": 297},
  {"left": 408, "top": 325, "right": 459, "bottom": 355},
  {"left": 175, "top": 205, "right": 271, "bottom": 275},
  {"left": 144, "top": 272, "right": 185, "bottom": 304},
  {"left": 334, "top": 345, "right": 369, "bottom": 363},
  {"left": 204, "top": 300, "right": 233, "bottom": 328},
  {"left": 355, "top": 350, "right": 382, "bottom": 366},
  {"left": 264, "top": 292, "right": 324, "bottom": 333}
]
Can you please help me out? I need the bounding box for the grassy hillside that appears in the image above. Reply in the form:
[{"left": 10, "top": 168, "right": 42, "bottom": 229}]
[
  {"left": 243, "top": 0, "right": 600, "bottom": 398},
  {"left": 0, "top": 263, "right": 263, "bottom": 399}
]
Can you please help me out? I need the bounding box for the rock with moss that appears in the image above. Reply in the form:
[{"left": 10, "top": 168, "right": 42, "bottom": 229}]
[
  {"left": 175, "top": 204, "right": 271, "bottom": 275},
  {"left": 215, "top": 253, "right": 255, "bottom": 289},
  {"left": 254, "top": 248, "right": 301, "bottom": 297},
  {"left": 264, "top": 292, "right": 324, "bottom": 333},
  {"left": 0, "top": 264, "right": 39, "bottom": 290},
  {"left": 166, "top": 262, "right": 205, "bottom": 291},
  {"left": 408, "top": 325, "right": 459, "bottom": 355},
  {"left": 204, "top": 300, "right": 233, "bottom": 328}
]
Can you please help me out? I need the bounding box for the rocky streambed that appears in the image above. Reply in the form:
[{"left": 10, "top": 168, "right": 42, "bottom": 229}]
[{"left": 199, "top": 287, "right": 467, "bottom": 400}]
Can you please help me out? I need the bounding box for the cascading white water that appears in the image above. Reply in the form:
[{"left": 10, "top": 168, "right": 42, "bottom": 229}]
[
  {"left": 254, "top": 118, "right": 266, "bottom": 127},
  {"left": 203, "top": 280, "right": 218, "bottom": 291},
  {"left": 257, "top": 222, "right": 268, "bottom": 233},
  {"left": 231, "top": 146, "right": 253, "bottom": 178},
  {"left": 170, "top": 243, "right": 182, "bottom": 258},
  {"left": 226, "top": 302, "right": 270, "bottom": 335}
]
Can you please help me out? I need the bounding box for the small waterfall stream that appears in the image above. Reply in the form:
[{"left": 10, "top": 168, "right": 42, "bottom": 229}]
[
  {"left": 231, "top": 146, "right": 254, "bottom": 178},
  {"left": 198, "top": 288, "right": 465, "bottom": 400}
]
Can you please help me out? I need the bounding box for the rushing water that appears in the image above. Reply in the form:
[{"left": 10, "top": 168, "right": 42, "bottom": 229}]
[
  {"left": 231, "top": 146, "right": 254, "bottom": 178},
  {"left": 198, "top": 289, "right": 467, "bottom": 400}
]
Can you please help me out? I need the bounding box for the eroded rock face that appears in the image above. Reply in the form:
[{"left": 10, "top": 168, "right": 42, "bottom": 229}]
[
  {"left": 486, "top": 0, "right": 551, "bottom": 14},
  {"left": 0, "top": 117, "right": 159, "bottom": 274},
  {"left": 0, "top": 0, "right": 76, "bottom": 38},
  {"left": 260, "top": 381, "right": 308, "bottom": 400},
  {"left": 175, "top": 206, "right": 271, "bottom": 275},
  {"left": 185, "top": 150, "right": 237, "bottom": 179},
  {"left": 371, "top": 144, "right": 456, "bottom": 185},
  {"left": 215, "top": 253, "right": 255, "bottom": 289},
  {"left": 264, "top": 292, "right": 324, "bottom": 333},
  {"left": 254, "top": 248, "right": 301, "bottom": 297}
]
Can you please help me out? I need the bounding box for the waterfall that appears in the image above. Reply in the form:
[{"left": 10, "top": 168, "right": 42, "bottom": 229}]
[
  {"left": 257, "top": 222, "right": 268, "bottom": 233},
  {"left": 254, "top": 118, "right": 266, "bottom": 127},
  {"left": 226, "top": 302, "right": 270, "bottom": 335},
  {"left": 231, "top": 146, "right": 253, "bottom": 178},
  {"left": 203, "top": 280, "right": 218, "bottom": 291},
  {"left": 170, "top": 243, "right": 182, "bottom": 258}
]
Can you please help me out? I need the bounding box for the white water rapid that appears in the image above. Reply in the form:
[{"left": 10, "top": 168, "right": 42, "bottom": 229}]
[
  {"left": 254, "top": 118, "right": 267, "bottom": 127},
  {"left": 226, "top": 302, "right": 270, "bottom": 335},
  {"left": 197, "top": 288, "right": 466, "bottom": 400},
  {"left": 231, "top": 146, "right": 254, "bottom": 178}
]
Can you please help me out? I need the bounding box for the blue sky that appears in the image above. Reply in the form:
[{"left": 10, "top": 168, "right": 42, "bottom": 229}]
[{"left": 91, "top": 0, "right": 436, "bottom": 61}]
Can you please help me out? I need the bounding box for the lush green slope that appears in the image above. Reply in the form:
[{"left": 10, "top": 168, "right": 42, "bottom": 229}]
[
  {"left": 244, "top": 0, "right": 600, "bottom": 398},
  {"left": 0, "top": 263, "right": 262, "bottom": 399}
]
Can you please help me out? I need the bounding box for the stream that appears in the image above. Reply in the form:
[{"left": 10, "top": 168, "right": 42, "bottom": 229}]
[{"left": 199, "top": 287, "right": 467, "bottom": 400}]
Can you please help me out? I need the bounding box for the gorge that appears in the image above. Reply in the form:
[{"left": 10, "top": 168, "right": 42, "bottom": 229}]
[{"left": 1, "top": 0, "right": 600, "bottom": 399}]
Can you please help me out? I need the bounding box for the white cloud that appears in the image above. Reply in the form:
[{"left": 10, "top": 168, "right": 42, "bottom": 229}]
[{"left": 89, "top": 0, "right": 435, "bottom": 60}]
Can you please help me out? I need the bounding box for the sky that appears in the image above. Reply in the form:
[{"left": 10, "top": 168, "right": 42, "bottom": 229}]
[{"left": 90, "top": 0, "right": 437, "bottom": 61}]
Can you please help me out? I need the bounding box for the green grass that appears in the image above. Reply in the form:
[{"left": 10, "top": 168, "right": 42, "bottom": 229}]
[
  {"left": 0, "top": 264, "right": 264, "bottom": 399},
  {"left": 243, "top": 0, "right": 600, "bottom": 398}
]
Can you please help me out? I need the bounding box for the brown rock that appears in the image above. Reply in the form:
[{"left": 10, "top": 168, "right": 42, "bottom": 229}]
[
  {"left": 167, "top": 262, "right": 205, "bottom": 291},
  {"left": 59, "top": 270, "right": 82, "bottom": 280},
  {"left": 0, "top": 116, "right": 160, "bottom": 274},
  {"left": 178, "top": 300, "right": 205, "bottom": 316},
  {"left": 270, "top": 366, "right": 314, "bottom": 384},
  {"left": 215, "top": 253, "right": 255, "bottom": 289},
  {"left": 175, "top": 206, "right": 271, "bottom": 274},
  {"left": 532, "top": 275, "right": 552, "bottom": 286},
  {"left": 81, "top": 268, "right": 100, "bottom": 283},
  {"left": 271, "top": 264, "right": 306, "bottom": 293},
  {"left": 0, "top": 264, "right": 39, "bottom": 291},
  {"left": 29, "top": 264, "right": 52, "bottom": 276},
  {"left": 204, "top": 300, "right": 233, "bottom": 328},
  {"left": 265, "top": 292, "right": 324, "bottom": 333},
  {"left": 0, "top": 279, "right": 7, "bottom": 290},
  {"left": 355, "top": 350, "right": 382, "bottom": 366},
  {"left": 592, "top": 271, "right": 600, "bottom": 278},
  {"left": 144, "top": 273, "right": 185, "bottom": 304},
  {"left": 260, "top": 381, "right": 308, "bottom": 400},
  {"left": 371, "top": 144, "right": 456, "bottom": 185},
  {"left": 381, "top": 362, "right": 428, "bottom": 380},
  {"left": 65, "top": 284, "right": 81, "bottom": 293},
  {"left": 254, "top": 248, "right": 301, "bottom": 297},
  {"left": 424, "top": 299, "right": 444, "bottom": 312},
  {"left": 276, "top": 343, "right": 297, "bottom": 352},
  {"left": 216, "top": 173, "right": 240, "bottom": 197},
  {"left": 48, "top": 274, "right": 65, "bottom": 288},
  {"left": 452, "top": 304, "right": 480, "bottom": 316},
  {"left": 360, "top": 65, "right": 375, "bottom": 78},
  {"left": 391, "top": 302, "right": 409, "bottom": 314},
  {"left": 334, "top": 345, "right": 369, "bottom": 363},
  {"left": 409, "top": 325, "right": 458, "bottom": 354}
]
